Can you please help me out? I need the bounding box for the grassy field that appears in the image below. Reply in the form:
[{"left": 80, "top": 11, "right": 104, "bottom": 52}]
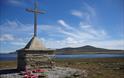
[
  {"left": 0, "top": 60, "right": 17, "bottom": 69},
  {"left": 0, "top": 58, "right": 124, "bottom": 78},
  {"left": 54, "top": 58, "right": 124, "bottom": 78}
]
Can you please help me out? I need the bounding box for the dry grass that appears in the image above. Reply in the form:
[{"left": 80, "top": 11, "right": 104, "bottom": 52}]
[
  {"left": 54, "top": 58, "right": 124, "bottom": 78},
  {"left": 0, "top": 61, "right": 17, "bottom": 69}
]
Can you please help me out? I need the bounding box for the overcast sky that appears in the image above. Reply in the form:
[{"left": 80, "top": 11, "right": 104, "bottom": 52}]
[{"left": 0, "top": 0, "right": 124, "bottom": 53}]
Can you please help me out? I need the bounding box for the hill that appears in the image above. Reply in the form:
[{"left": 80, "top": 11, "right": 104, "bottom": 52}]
[
  {"left": 5, "top": 45, "right": 124, "bottom": 55},
  {"left": 56, "top": 45, "right": 124, "bottom": 55}
]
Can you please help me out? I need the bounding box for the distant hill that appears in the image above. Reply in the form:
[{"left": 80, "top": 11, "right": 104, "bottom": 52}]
[
  {"left": 0, "top": 52, "right": 17, "bottom": 54},
  {"left": 9, "top": 51, "right": 17, "bottom": 54},
  {"left": 56, "top": 45, "right": 124, "bottom": 55},
  {"left": 6, "top": 45, "right": 124, "bottom": 55}
]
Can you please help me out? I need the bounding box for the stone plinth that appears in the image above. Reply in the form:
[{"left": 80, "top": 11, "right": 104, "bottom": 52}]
[
  {"left": 17, "top": 37, "right": 55, "bottom": 71},
  {"left": 17, "top": 49, "right": 54, "bottom": 71}
]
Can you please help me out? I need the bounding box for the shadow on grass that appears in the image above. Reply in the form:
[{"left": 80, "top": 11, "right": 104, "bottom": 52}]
[{"left": 0, "top": 69, "right": 19, "bottom": 74}]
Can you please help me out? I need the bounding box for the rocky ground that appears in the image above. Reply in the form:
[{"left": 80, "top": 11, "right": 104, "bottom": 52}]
[{"left": 0, "top": 67, "right": 87, "bottom": 78}]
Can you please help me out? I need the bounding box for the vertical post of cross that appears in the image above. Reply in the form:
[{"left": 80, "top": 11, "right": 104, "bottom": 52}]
[
  {"left": 26, "top": 0, "right": 46, "bottom": 37},
  {"left": 34, "top": 0, "right": 37, "bottom": 37}
]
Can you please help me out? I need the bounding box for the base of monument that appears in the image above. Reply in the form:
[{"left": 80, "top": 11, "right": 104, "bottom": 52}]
[{"left": 17, "top": 49, "right": 55, "bottom": 71}]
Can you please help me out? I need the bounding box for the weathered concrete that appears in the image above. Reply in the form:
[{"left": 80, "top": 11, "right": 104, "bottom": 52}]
[{"left": 24, "top": 37, "right": 47, "bottom": 50}]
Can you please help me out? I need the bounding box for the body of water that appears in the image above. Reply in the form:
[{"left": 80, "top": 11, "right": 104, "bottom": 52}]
[
  {"left": 55, "top": 54, "right": 124, "bottom": 59},
  {"left": 0, "top": 54, "right": 17, "bottom": 61},
  {"left": 0, "top": 54, "right": 124, "bottom": 61}
]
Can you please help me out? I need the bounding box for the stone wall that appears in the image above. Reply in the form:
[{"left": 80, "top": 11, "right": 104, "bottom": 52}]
[
  {"left": 25, "top": 54, "right": 53, "bottom": 70},
  {"left": 17, "top": 50, "right": 26, "bottom": 71},
  {"left": 17, "top": 49, "right": 54, "bottom": 71}
]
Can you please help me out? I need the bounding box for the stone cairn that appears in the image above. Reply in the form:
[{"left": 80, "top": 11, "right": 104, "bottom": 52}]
[{"left": 17, "top": 37, "right": 55, "bottom": 71}]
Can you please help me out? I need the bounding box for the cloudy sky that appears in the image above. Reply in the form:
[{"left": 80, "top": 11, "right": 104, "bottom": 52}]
[{"left": 0, "top": 0, "right": 124, "bottom": 53}]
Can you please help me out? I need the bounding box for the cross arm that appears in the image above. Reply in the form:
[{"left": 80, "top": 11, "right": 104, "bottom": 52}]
[{"left": 26, "top": 8, "right": 46, "bottom": 14}]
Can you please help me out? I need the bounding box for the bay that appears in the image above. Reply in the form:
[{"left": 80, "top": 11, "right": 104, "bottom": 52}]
[{"left": 0, "top": 53, "right": 124, "bottom": 61}]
